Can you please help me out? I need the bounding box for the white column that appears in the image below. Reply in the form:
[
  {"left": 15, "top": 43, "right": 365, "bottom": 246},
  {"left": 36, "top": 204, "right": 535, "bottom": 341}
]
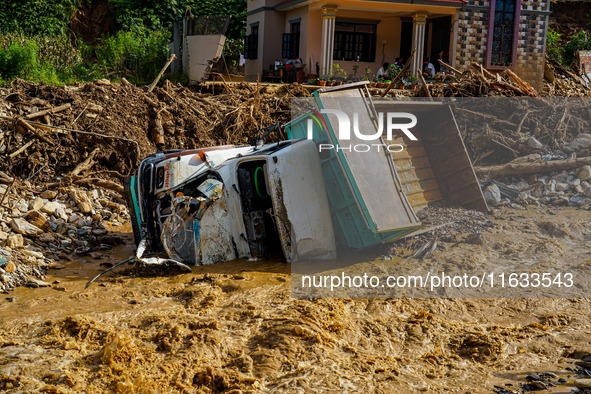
[
  {"left": 411, "top": 13, "right": 427, "bottom": 76},
  {"left": 321, "top": 6, "right": 337, "bottom": 77}
]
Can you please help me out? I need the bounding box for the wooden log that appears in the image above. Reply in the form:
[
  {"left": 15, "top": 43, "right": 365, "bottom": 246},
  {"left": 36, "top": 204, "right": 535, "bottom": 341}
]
[
  {"left": 15, "top": 117, "right": 55, "bottom": 144},
  {"left": 419, "top": 73, "right": 432, "bottom": 99},
  {"left": 148, "top": 54, "right": 177, "bottom": 93},
  {"left": 437, "top": 59, "right": 462, "bottom": 76},
  {"left": 70, "top": 147, "right": 100, "bottom": 177},
  {"left": 25, "top": 103, "right": 71, "bottom": 120},
  {"left": 8, "top": 140, "right": 35, "bottom": 158},
  {"left": 475, "top": 156, "right": 591, "bottom": 179},
  {"left": 152, "top": 111, "right": 165, "bottom": 147},
  {"left": 382, "top": 49, "right": 415, "bottom": 97},
  {"left": 0, "top": 171, "right": 14, "bottom": 185},
  {"left": 74, "top": 178, "right": 124, "bottom": 195},
  {"left": 505, "top": 68, "right": 539, "bottom": 97},
  {"left": 471, "top": 62, "right": 496, "bottom": 80},
  {"left": 121, "top": 77, "right": 133, "bottom": 87}
]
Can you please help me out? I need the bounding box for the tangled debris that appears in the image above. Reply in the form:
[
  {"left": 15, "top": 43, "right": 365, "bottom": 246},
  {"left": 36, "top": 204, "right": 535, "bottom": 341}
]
[
  {"left": 425, "top": 60, "right": 590, "bottom": 98},
  {"left": 0, "top": 79, "right": 309, "bottom": 185},
  {"left": 1, "top": 58, "right": 590, "bottom": 291},
  {"left": 0, "top": 79, "right": 312, "bottom": 293}
]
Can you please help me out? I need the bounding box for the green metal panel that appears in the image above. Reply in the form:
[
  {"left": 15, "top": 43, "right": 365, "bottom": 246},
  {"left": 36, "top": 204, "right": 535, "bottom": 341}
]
[{"left": 286, "top": 112, "right": 418, "bottom": 249}]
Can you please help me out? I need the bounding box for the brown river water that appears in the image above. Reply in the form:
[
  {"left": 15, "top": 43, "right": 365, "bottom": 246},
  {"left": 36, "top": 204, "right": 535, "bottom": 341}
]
[{"left": 1, "top": 207, "right": 590, "bottom": 393}]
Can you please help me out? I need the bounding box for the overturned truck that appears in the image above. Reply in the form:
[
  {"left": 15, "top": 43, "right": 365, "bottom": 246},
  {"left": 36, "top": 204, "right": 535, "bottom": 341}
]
[{"left": 125, "top": 82, "right": 487, "bottom": 265}]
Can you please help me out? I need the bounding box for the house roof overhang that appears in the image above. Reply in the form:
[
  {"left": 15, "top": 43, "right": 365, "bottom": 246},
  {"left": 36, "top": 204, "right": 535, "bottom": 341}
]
[{"left": 274, "top": 0, "right": 466, "bottom": 11}]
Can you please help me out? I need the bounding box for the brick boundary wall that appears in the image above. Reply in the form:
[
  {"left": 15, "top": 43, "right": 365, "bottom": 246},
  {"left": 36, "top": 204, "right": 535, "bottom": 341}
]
[{"left": 456, "top": 0, "right": 548, "bottom": 92}]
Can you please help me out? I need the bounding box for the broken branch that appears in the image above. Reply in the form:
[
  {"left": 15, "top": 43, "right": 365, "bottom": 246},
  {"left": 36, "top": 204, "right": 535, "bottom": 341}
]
[
  {"left": 475, "top": 156, "right": 591, "bottom": 179},
  {"left": 148, "top": 54, "right": 177, "bottom": 93},
  {"left": 8, "top": 140, "right": 35, "bottom": 158},
  {"left": 15, "top": 116, "right": 55, "bottom": 144},
  {"left": 25, "top": 103, "right": 71, "bottom": 120},
  {"left": 70, "top": 147, "right": 100, "bottom": 177},
  {"left": 382, "top": 49, "right": 415, "bottom": 97}
]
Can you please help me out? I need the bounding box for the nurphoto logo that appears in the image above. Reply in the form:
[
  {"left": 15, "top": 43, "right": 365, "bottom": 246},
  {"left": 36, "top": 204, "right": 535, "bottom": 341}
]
[{"left": 306, "top": 109, "right": 418, "bottom": 153}]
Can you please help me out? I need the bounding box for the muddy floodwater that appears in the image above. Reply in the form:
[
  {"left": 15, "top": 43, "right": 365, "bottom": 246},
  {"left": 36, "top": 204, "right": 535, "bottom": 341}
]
[{"left": 1, "top": 207, "right": 591, "bottom": 393}]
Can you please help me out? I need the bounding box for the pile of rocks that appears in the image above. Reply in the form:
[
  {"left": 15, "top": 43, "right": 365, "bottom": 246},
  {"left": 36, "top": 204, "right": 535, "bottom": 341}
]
[
  {"left": 483, "top": 165, "right": 591, "bottom": 209},
  {"left": 0, "top": 181, "right": 129, "bottom": 293}
]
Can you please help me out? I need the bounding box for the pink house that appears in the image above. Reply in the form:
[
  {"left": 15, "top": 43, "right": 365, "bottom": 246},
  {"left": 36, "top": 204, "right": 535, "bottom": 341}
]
[{"left": 244, "top": 0, "right": 550, "bottom": 90}]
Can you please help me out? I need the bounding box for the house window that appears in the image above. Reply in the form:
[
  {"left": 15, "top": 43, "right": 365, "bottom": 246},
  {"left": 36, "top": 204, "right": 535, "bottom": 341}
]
[
  {"left": 333, "top": 22, "right": 376, "bottom": 62},
  {"left": 245, "top": 25, "right": 258, "bottom": 60},
  {"left": 487, "top": 0, "right": 520, "bottom": 67},
  {"left": 282, "top": 22, "right": 300, "bottom": 59}
]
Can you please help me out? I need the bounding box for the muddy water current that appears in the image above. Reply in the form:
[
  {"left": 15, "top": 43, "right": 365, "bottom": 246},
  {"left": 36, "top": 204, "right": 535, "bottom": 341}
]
[{"left": 1, "top": 207, "right": 590, "bottom": 392}]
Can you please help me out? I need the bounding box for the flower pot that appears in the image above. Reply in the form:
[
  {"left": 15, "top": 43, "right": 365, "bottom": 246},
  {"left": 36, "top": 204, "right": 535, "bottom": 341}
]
[
  {"left": 410, "top": 84, "right": 418, "bottom": 91},
  {"left": 376, "top": 83, "right": 384, "bottom": 88},
  {"left": 318, "top": 80, "right": 327, "bottom": 86},
  {"left": 335, "top": 81, "right": 343, "bottom": 86},
  {"left": 327, "top": 80, "right": 335, "bottom": 86},
  {"left": 398, "top": 83, "right": 405, "bottom": 90},
  {"left": 370, "top": 82, "right": 377, "bottom": 88}
]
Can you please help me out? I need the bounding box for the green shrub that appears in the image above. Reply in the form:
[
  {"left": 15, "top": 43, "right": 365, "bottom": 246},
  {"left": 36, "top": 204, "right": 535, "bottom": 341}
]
[
  {"left": 1, "top": 33, "right": 81, "bottom": 70},
  {"left": 0, "top": 33, "right": 84, "bottom": 84},
  {"left": 546, "top": 28, "right": 564, "bottom": 65},
  {"left": 93, "top": 27, "right": 170, "bottom": 84},
  {"left": 224, "top": 37, "right": 244, "bottom": 58},
  {"left": 0, "top": 41, "right": 40, "bottom": 80},
  {"left": 564, "top": 30, "right": 591, "bottom": 66}
]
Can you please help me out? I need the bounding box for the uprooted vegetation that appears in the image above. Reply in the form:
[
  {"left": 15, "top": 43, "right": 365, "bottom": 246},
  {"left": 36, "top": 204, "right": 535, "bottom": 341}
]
[{"left": 0, "top": 79, "right": 310, "bottom": 185}]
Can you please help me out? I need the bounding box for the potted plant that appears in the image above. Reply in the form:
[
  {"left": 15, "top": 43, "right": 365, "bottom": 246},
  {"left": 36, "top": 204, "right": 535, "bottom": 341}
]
[
  {"left": 388, "top": 64, "right": 402, "bottom": 79},
  {"left": 352, "top": 65, "right": 359, "bottom": 81},
  {"left": 332, "top": 63, "right": 348, "bottom": 85},
  {"left": 408, "top": 75, "right": 419, "bottom": 90},
  {"left": 362, "top": 67, "right": 373, "bottom": 82},
  {"left": 398, "top": 81, "right": 405, "bottom": 90},
  {"left": 376, "top": 78, "right": 385, "bottom": 88},
  {"left": 318, "top": 78, "right": 327, "bottom": 86}
]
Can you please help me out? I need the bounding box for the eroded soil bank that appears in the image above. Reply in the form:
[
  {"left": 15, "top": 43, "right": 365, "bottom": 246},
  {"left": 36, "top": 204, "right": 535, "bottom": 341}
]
[{"left": 1, "top": 206, "right": 590, "bottom": 393}]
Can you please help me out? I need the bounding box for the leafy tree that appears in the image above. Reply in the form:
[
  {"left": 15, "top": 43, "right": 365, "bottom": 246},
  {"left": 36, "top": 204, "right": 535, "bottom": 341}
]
[
  {"left": 108, "top": 0, "right": 246, "bottom": 41},
  {"left": 546, "top": 28, "right": 563, "bottom": 65},
  {"left": 0, "top": 0, "right": 81, "bottom": 36}
]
